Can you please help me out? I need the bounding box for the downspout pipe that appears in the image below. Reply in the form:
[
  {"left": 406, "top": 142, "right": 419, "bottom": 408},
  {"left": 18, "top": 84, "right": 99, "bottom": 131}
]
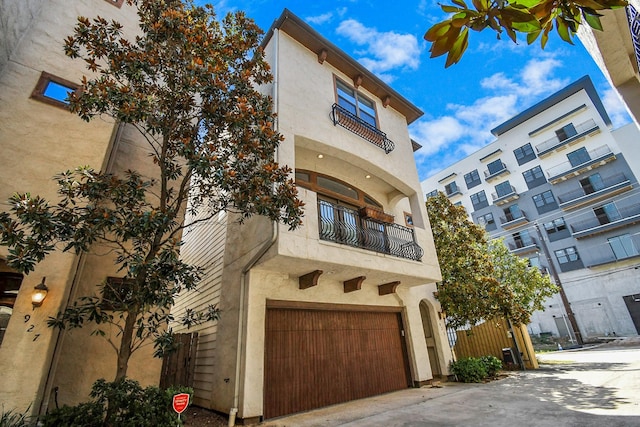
[{"left": 229, "top": 27, "right": 281, "bottom": 427}]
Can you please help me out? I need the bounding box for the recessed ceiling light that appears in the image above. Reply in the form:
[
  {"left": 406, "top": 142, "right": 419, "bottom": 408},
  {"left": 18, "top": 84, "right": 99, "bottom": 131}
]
[
  {"left": 365, "top": 174, "right": 371, "bottom": 179},
  {"left": 317, "top": 154, "right": 324, "bottom": 159}
]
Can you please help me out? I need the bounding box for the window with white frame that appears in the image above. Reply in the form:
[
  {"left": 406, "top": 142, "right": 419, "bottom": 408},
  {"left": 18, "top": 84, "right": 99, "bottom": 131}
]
[{"left": 555, "top": 246, "right": 580, "bottom": 264}]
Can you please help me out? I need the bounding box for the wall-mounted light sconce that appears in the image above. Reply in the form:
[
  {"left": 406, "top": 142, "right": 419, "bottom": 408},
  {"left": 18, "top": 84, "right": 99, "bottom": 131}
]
[{"left": 32, "top": 277, "right": 49, "bottom": 308}]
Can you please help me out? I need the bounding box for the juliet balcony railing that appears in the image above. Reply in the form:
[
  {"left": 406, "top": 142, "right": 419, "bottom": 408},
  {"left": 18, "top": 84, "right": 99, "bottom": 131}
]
[
  {"left": 557, "top": 173, "right": 631, "bottom": 207},
  {"left": 318, "top": 200, "right": 422, "bottom": 261},
  {"left": 331, "top": 103, "right": 395, "bottom": 154},
  {"left": 535, "top": 118, "right": 599, "bottom": 156},
  {"left": 500, "top": 210, "right": 528, "bottom": 229},
  {"left": 546, "top": 145, "right": 616, "bottom": 183},
  {"left": 508, "top": 237, "right": 539, "bottom": 254}
]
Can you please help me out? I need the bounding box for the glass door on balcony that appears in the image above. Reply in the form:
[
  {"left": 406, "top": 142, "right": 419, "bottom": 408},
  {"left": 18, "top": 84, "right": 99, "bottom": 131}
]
[
  {"left": 579, "top": 173, "right": 604, "bottom": 195},
  {"left": 594, "top": 202, "right": 621, "bottom": 225},
  {"left": 567, "top": 147, "right": 590, "bottom": 167},
  {"left": 504, "top": 204, "right": 522, "bottom": 221},
  {"left": 318, "top": 198, "right": 360, "bottom": 247}
]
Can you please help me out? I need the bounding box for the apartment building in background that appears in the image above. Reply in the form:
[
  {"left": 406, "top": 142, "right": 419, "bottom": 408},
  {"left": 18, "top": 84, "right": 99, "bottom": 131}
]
[{"left": 422, "top": 76, "right": 640, "bottom": 341}]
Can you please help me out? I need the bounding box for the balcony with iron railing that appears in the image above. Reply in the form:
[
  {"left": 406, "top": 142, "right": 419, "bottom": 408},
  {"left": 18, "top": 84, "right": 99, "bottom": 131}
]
[
  {"left": 546, "top": 145, "right": 616, "bottom": 183},
  {"left": 492, "top": 185, "right": 519, "bottom": 206},
  {"left": 535, "top": 119, "right": 599, "bottom": 157},
  {"left": 557, "top": 173, "right": 632, "bottom": 210},
  {"left": 508, "top": 237, "right": 539, "bottom": 255},
  {"left": 500, "top": 210, "right": 529, "bottom": 229},
  {"left": 318, "top": 200, "right": 423, "bottom": 261},
  {"left": 484, "top": 162, "right": 509, "bottom": 182},
  {"left": 570, "top": 203, "right": 640, "bottom": 239},
  {"left": 331, "top": 103, "right": 395, "bottom": 154}
]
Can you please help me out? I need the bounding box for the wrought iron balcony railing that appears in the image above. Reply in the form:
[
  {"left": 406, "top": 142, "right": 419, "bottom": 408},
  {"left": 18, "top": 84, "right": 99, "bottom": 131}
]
[
  {"left": 331, "top": 103, "right": 395, "bottom": 154},
  {"left": 318, "top": 200, "right": 422, "bottom": 261}
]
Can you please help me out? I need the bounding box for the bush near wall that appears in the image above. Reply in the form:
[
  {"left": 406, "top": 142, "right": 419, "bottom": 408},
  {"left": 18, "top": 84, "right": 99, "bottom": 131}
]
[{"left": 450, "top": 355, "right": 503, "bottom": 383}]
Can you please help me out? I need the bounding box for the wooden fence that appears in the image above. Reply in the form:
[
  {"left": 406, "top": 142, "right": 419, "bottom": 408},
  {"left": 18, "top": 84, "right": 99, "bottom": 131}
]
[
  {"left": 160, "top": 332, "right": 199, "bottom": 389},
  {"left": 450, "top": 318, "right": 538, "bottom": 370}
]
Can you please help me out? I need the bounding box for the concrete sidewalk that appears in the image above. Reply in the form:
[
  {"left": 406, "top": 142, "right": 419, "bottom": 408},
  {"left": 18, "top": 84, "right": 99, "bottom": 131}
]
[{"left": 262, "top": 344, "right": 640, "bottom": 426}]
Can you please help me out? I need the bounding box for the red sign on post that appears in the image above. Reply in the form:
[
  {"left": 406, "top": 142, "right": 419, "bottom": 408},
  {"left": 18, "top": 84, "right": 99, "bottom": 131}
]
[{"left": 172, "top": 393, "right": 190, "bottom": 415}]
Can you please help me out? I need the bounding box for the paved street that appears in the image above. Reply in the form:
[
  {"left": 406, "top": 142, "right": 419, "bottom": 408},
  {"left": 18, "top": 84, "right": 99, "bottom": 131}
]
[{"left": 262, "top": 341, "right": 640, "bottom": 426}]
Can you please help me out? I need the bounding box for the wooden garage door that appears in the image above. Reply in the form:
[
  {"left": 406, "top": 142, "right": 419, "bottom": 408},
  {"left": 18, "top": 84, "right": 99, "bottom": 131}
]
[{"left": 264, "top": 304, "right": 411, "bottom": 419}]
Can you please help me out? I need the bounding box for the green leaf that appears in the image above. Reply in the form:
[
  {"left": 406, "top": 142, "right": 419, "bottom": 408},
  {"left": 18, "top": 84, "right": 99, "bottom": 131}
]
[
  {"left": 556, "top": 18, "right": 575, "bottom": 44},
  {"left": 583, "top": 11, "right": 604, "bottom": 30},
  {"left": 452, "top": 0, "right": 468, "bottom": 8}
]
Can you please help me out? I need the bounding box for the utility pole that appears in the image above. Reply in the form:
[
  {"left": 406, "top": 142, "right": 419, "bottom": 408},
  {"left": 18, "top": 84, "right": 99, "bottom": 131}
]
[{"left": 534, "top": 222, "right": 584, "bottom": 346}]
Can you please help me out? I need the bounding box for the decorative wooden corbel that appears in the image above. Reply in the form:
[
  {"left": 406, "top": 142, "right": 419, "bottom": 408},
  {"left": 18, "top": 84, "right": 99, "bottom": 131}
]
[
  {"left": 317, "top": 48, "right": 328, "bottom": 64},
  {"left": 378, "top": 281, "right": 400, "bottom": 295},
  {"left": 382, "top": 96, "right": 391, "bottom": 108},
  {"left": 299, "top": 270, "right": 323, "bottom": 290},
  {"left": 343, "top": 276, "right": 366, "bottom": 293},
  {"left": 353, "top": 74, "right": 363, "bottom": 88}
]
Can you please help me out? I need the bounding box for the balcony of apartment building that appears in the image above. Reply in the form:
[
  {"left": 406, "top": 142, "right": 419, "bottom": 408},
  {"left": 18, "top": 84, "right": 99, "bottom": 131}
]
[
  {"left": 484, "top": 159, "right": 510, "bottom": 182},
  {"left": 570, "top": 202, "right": 640, "bottom": 239},
  {"left": 545, "top": 144, "right": 617, "bottom": 184},
  {"left": 492, "top": 181, "right": 519, "bottom": 206},
  {"left": 535, "top": 118, "right": 600, "bottom": 158},
  {"left": 557, "top": 173, "right": 633, "bottom": 210},
  {"left": 500, "top": 207, "right": 529, "bottom": 230},
  {"left": 584, "top": 234, "right": 640, "bottom": 267},
  {"left": 508, "top": 234, "right": 539, "bottom": 255}
]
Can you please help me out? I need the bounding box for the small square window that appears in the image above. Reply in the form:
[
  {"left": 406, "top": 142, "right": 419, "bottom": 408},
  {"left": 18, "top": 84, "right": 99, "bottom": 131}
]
[{"left": 31, "top": 71, "right": 79, "bottom": 109}]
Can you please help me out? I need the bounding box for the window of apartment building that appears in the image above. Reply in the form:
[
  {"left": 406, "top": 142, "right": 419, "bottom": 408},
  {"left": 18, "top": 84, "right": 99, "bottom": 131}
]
[
  {"left": 567, "top": 147, "right": 591, "bottom": 167},
  {"left": 503, "top": 204, "right": 523, "bottom": 221},
  {"left": 0, "top": 272, "right": 24, "bottom": 346},
  {"left": 608, "top": 234, "right": 639, "bottom": 260},
  {"left": 470, "top": 190, "right": 489, "bottom": 210},
  {"left": 477, "top": 212, "right": 496, "bottom": 231},
  {"left": 426, "top": 190, "right": 439, "bottom": 199},
  {"left": 494, "top": 181, "right": 513, "bottom": 198},
  {"left": 487, "top": 159, "right": 506, "bottom": 175},
  {"left": 555, "top": 123, "right": 577, "bottom": 141},
  {"left": 336, "top": 79, "right": 377, "bottom": 128},
  {"left": 532, "top": 190, "right": 558, "bottom": 214},
  {"left": 555, "top": 246, "right": 580, "bottom": 264},
  {"left": 30, "top": 71, "right": 79, "bottom": 109},
  {"left": 522, "top": 165, "right": 546, "bottom": 189},
  {"left": 513, "top": 143, "right": 536, "bottom": 165},
  {"left": 594, "top": 202, "right": 621, "bottom": 225},
  {"left": 513, "top": 230, "right": 534, "bottom": 248},
  {"left": 296, "top": 170, "right": 382, "bottom": 209},
  {"left": 528, "top": 256, "right": 541, "bottom": 269},
  {"left": 579, "top": 173, "right": 605, "bottom": 194},
  {"left": 444, "top": 181, "right": 460, "bottom": 196},
  {"left": 104, "top": 0, "right": 124, "bottom": 7},
  {"left": 542, "top": 216, "right": 570, "bottom": 240},
  {"left": 464, "top": 169, "right": 481, "bottom": 189}
]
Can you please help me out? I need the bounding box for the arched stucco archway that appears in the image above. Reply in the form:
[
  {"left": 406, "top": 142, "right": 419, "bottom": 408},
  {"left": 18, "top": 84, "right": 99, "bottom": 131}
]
[{"left": 419, "top": 299, "right": 442, "bottom": 377}]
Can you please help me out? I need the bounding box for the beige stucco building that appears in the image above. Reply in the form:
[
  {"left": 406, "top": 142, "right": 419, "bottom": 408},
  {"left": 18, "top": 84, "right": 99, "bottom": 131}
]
[
  {"left": 0, "top": 0, "right": 162, "bottom": 417},
  {"left": 171, "top": 9, "right": 452, "bottom": 424},
  {"left": 578, "top": 0, "right": 640, "bottom": 126}
]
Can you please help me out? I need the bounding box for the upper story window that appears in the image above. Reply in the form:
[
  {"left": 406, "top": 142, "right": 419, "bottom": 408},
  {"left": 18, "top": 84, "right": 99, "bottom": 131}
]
[
  {"left": 464, "top": 170, "right": 481, "bottom": 189},
  {"left": 556, "top": 123, "right": 577, "bottom": 142},
  {"left": 532, "top": 190, "right": 558, "bottom": 214},
  {"left": 567, "top": 147, "right": 591, "bottom": 167},
  {"left": 487, "top": 159, "right": 506, "bottom": 175},
  {"left": 594, "top": 202, "right": 621, "bottom": 225},
  {"left": 544, "top": 217, "right": 567, "bottom": 234},
  {"left": 444, "top": 181, "right": 460, "bottom": 196},
  {"left": 0, "top": 272, "right": 24, "bottom": 346},
  {"left": 555, "top": 246, "right": 579, "bottom": 263},
  {"left": 426, "top": 190, "right": 439, "bottom": 199},
  {"left": 513, "top": 143, "right": 536, "bottom": 165},
  {"left": 579, "top": 173, "right": 605, "bottom": 194},
  {"left": 31, "top": 71, "right": 79, "bottom": 109},
  {"left": 523, "top": 165, "right": 546, "bottom": 189},
  {"left": 503, "top": 204, "right": 523, "bottom": 221},
  {"left": 295, "top": 169, "right": 382, "bottom": 209},
  {"left": 494, "top": 181, "right": 514, "bottom": 198},
  {"left": 470, "top": 190, "right": 489, "bottom": 210},
  {"left": 336, "top": 79, "right": 377, "bottom": 128},
  {"left": 477, "top": 212, "right": 496, "bottom": 231}
]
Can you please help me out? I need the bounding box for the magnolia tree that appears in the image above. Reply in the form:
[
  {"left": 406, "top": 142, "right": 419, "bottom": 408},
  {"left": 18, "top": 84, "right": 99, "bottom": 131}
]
[
  {"left": 0, "top": 0, "right": 303, "bottom": 384},
  {"left": 425, "top": 0, "right": 628, "bottom": 67},
  {"left": 425, "top": 192, "right": 556, "bottom": 328}
]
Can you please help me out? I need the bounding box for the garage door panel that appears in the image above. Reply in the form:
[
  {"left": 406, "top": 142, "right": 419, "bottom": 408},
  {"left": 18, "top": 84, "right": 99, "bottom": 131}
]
[{"left": 264, "top": 307, "right": 410, "bottom": 419}]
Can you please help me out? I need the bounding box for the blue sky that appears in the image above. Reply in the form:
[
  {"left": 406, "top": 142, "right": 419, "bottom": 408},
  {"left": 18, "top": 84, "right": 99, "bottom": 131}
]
[{"left": 206, "top": 0, "right": 631, "bottom": 180}]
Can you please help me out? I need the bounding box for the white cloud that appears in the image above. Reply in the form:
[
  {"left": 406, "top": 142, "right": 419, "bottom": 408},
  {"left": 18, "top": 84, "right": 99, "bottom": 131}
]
[
  {"left": 306, "top": 12, "right": 333, "bottom": 25},
  {"left": 336, "top": 19, "right": 421, "bottom": 75},
  {"left": 412, "top": 54, "right": 575, "bottom": 179},
  {"left": 601, "top": 87, "right": 633, "bottom": 128}
]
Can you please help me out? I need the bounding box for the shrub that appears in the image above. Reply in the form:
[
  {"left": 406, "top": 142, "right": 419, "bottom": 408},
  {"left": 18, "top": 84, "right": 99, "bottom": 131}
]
[
  {"left": 480, "top": 355, "right": 502, "bottom": 377},
  {"left": 450, "top": 357, "right": 487, "bottom": 383},
  {"left": 0, "top": 407, "right": 33, "bottom": 427},
  {"left": 41, "top": 379, "right": 193, "bottom": 427}
]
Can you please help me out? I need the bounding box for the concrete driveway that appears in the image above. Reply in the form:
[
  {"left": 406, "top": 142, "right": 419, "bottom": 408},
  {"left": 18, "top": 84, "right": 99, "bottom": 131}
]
[{"left": 261, "top": 341, "right": 640, "bottom": 426}]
